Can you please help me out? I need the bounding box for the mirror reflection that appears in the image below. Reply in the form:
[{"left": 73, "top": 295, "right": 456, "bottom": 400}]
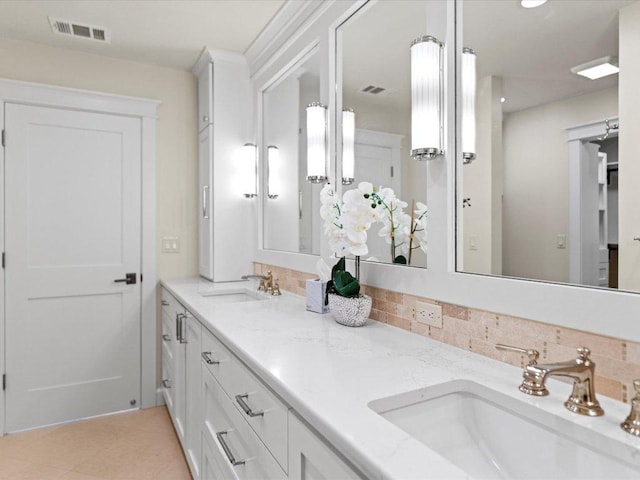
[
  {"left": 262, "top": 48, "right": 323, "bottom": 254},
  {"left": 337, "top": 0, "right": 431, "bottom": 267},
  {"left": 458, "top": 0, "right": 640, "bottom": 291}
]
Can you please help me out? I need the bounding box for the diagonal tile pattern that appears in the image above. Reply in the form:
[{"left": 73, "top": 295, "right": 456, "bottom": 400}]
[{"left": 0, "top": 407, "right": 190, "bottom": 480}]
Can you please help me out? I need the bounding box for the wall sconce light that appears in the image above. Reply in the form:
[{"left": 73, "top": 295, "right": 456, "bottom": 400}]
[
  {"left": 410, "top": 35, "right": 444, "bottom": 161},
  {"left": 241, "top": 143, "right": 257, "bottom": 197},
  {"left": 306, "top": 102, "right": 328, "bottom": 183},
  {"left": 267, "top": 145, "right": 279, "bottom": 199},
  {"left": 342, "top": 108, "right": 355, "bottom": 185},
  {"left": 462, "top": 47, "right": 477, "bottom": 164}
]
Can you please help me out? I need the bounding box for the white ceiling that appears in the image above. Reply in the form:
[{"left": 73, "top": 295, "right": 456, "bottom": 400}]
[
  {"left": 0, "top": 0, "right": 285, "bottom": 71},
  {"left": 342, "top": 0, "right": 635, "bottom": 116}
]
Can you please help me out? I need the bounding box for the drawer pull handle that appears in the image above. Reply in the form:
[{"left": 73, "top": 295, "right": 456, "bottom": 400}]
[
  {"left": 162, "top": 379, "right": 171, "bottom": 389},
  {"left": 201, "top": 351, "right": 219, "bottom": 365},
  {"left": 161, "top": 300, "right": 169, "bottom": 306},
  {"left": 235, "top": 393, "right": 264, "bottom": 417},
  {"left": 216, "top": 431, "right": 245, "bottom": 466},
  {"left": 162, "top": 334, "right": 171, "bottom": 342}
]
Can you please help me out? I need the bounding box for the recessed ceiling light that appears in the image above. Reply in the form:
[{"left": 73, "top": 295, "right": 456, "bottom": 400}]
[
  {"left": 500, "top": 97, "right": 506, "bottom": 103},
  {"left": 571, "top": 56, "right": 619, "bottom": 80},
  {"left": 521, "top": 0, "right": 548, "bottom": 8}
]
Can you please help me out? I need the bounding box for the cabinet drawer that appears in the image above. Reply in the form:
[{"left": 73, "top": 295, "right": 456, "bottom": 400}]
[
  {"left": 228, "top": 358, "right": 289, "bottom": 472},
  {"left": 201, "top": 327, "right": 234, "bottom": 389},
  {"left": 161, "top": 358, "right": 174, "bottom": 415},
  {"left": 161, "top": 288, "right": 173, "bottom": 312},
  {"left": 203, "top": 369, "right": 286, "bottom": 480},
  {"left": 161, "top": 313, "right": 174, "bottom": 363}
]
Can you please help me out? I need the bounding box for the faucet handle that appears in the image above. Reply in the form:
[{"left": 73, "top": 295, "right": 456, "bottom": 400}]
[
  {"left": 576, "top": 347, "right": 591, "bottom": 360},
  {"left": 621, "top": 379, "right": 640, "bottom": 436},
  {"left": 495, "top": 343, "right": 540, "bottom": 366}
]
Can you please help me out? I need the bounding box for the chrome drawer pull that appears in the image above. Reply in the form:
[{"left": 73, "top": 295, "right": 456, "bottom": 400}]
[
  {"left": 201, "top": 351, "right": 219, "bottom": 365},
  {"left": 216, "top": 431, "right": 245, "bottom": 466},
  {"left": 162, "top": 334, "right": 171, "bottom": 342},
  {"left": 162, "top": 379, "right": 171, "bottom": 389},
  {"left": 235, "top": 393, "right": 264, "bottom": 417},
  {"left": 161, "top": 300, "right": 169, "bottom": 306}
]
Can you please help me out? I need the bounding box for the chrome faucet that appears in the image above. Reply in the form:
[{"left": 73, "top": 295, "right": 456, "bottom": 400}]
[
  {"left": 496, "top": 344, "right": 604, "bottom": 416},
  {"left": 241, "top": 271, "right": 281, "bottom": 295}
]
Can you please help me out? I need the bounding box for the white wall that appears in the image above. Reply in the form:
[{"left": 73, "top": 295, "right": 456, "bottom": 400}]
[
  {"left": 619, "top": 2, "right": 640, "bottom": 291},
  {"left": 263, "top": 73, "right": 300, "bottom": 252},
  {"left": 501, "top": 87, "right": 617, "bottom": 283},
  {"left": 463, "top": 75, "right": 502, "bottom": 275},
  {"left": 0, "top": 37, "right": 199, "bottom": 387}
]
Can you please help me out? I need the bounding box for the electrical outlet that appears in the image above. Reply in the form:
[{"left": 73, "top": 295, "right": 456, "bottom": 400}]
[{"left": 416, "top": 301, "right": 442, "bottom": 328}]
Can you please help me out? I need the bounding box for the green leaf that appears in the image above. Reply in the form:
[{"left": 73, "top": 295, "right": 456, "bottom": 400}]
[
  {"left": 393, "top": 255, "right": 407, "bottom": 264},
  {"left": 333, "top": 270, "right": 360, "bottom": 297}
]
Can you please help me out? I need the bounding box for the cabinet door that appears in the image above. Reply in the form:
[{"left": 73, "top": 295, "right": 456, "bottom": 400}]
[
  {"left": 199, "top": 126, "right": 214, "bottom": 280},
  {"left": 289, "top": 413, "right": 361, "bottom": 480},
  {"left": 185, "top": 316, "right": 203, "bottom": 479},
  {"left": 173, "top": 306, "right": 187, "bottom": 445},
  {"left": 198, "top": 62, "right": 213, "bottom": 133}
]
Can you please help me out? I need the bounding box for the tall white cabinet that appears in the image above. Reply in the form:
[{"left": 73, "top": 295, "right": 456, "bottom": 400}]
[{"left": 192, "top": 50, "right": 254, "bottom": 281}]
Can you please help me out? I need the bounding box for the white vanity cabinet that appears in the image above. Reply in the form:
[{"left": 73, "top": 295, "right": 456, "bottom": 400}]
[
  {"left": 161, "top": 286, "right": 363, "bottom": 480},
  {"left": 192, "top": 50, "right": 253, "bottom": 282},
  {"left": 289, "top": 413, "right": 361, "bottom": 480},
  {"left": 161, "top": 289, "right": 186, "bottom": 444}
]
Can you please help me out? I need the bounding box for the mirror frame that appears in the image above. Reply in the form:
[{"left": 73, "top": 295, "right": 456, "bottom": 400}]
[{"left": 250, "top": 0, "right": 640, "bottom": 343}]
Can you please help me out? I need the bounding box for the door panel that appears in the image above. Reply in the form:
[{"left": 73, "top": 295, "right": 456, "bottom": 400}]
[{"left": 5, "top": 103, "right": 142, "bottom": 432}]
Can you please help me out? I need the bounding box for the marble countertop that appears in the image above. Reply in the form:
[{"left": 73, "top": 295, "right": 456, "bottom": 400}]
[{"left": 162, "top": 277, "right": 640, "bottom": 480}]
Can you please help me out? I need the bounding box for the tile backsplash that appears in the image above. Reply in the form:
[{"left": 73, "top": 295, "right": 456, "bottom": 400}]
[{"left": 255, "top": 262, "right": 640, "bottom": 403}]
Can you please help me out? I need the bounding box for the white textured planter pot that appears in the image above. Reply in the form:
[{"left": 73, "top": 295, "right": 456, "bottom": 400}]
[{"left": 327, "top": 293, "right": 372, "bottom": 327}]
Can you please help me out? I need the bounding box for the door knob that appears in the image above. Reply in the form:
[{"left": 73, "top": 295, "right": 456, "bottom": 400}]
[{"left": 114, "top": 273, "right": 137, "bottom": 285}]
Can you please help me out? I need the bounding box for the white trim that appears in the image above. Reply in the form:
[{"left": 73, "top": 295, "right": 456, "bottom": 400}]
[
  {"left": 250, "top": 0, "right": 640, "bottom": 344},
  {"left": 140, "top": 116, "right": 158, "bottom": 408},
  {"left": 0, "top": 78, "right": 159, "bottom": 118},
  {"left": 0, "top": 100, "right": 4, "bottom": 436},
  {"left": 0, "top": 79, "right": 158, "bottom": 431},
  {"left": 191, "top": 47, "right": 248, "bottom": 77},
  {"left": 245, "top": 0, "right": 331, "bottom": 77}
]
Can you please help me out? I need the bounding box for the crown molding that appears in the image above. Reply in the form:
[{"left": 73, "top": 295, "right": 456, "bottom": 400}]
[{"left": 244, "top": 0, "right": 332, "bottom": 77}]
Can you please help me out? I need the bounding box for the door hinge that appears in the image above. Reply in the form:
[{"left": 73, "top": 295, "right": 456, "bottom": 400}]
[
  {"left": 3, "top": 374, "right": 5, "bottom": 391},
  {"left": 1, "top": 129, "right": 5, "bottom": 147}
]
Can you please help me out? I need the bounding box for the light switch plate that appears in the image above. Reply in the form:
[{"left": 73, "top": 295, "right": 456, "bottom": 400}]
[
  {"left": 470, "top": 234, "right": 479, "bottom": 251},
  {"left": 162, "top": 236, "right": 180, "bottom": 253},
  {"left": 416, "top": 301, "right": 443, "bottom": 328},
  {"left": 557, "top": 234, "right": 567, "bottom": 249}
]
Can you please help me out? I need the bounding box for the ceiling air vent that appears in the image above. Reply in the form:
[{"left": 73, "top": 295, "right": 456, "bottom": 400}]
[
  {"left": 48, "top": 17, "right": 111, "bottom": 43},
  {"left": 361, "top": 85, "right": 386, "bottom": 95}
]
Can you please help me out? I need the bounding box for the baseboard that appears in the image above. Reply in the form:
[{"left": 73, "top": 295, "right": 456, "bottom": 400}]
[{"left": 156, "top": 387, "right": 166, "bottom": 407}]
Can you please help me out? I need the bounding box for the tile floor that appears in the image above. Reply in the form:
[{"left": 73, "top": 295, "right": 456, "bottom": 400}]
[{"left": 0, "top": 407, "right": 191, "bottom": 479}]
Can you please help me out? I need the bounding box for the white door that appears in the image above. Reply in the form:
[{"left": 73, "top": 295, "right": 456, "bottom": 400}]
[{"left": 5, "top": 103, "right": 142, "bottom": 432}]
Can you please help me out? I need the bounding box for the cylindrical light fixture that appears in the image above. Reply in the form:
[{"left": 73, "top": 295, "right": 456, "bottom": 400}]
[
  {"left": 241, "top": 143, "right": 257, "bottom": 197},
  {"left": 306, "top": 102, "right": 328, "bottom": 183},
  {"left": 410, "top": 35, "right": 443, "bottom": 161},
  {"left": 342, "top": 108, "right": 355, "bottom": 185},
  {"left": 462, "top": 47, "right": 477, "bottom": 164},
  {"left": 267, "top": 145, "right": 279, "bottom": 199}
]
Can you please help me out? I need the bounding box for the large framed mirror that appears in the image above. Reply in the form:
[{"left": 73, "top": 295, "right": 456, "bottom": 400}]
[
  {"left": 456, "top": 0, "right": 640, "bottom": 292},
  {"left": 336, "top": 0, "right": 437, "bottom": 268},
  {"left": 262, "top": 46, "right": 325, "bottom": 255}
]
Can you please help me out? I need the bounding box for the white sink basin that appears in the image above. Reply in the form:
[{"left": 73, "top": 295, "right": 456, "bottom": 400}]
[
  {"left": 369, "top": 380, "right": 640, "bottom": 479},
  {"left": 199, "top": 288, "right": 267, "bottom": 305}
]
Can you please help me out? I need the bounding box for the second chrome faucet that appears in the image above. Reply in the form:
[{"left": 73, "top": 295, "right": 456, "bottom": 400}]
[{"left": 496, "top": 344, "right": 604, "bottom": 416}]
